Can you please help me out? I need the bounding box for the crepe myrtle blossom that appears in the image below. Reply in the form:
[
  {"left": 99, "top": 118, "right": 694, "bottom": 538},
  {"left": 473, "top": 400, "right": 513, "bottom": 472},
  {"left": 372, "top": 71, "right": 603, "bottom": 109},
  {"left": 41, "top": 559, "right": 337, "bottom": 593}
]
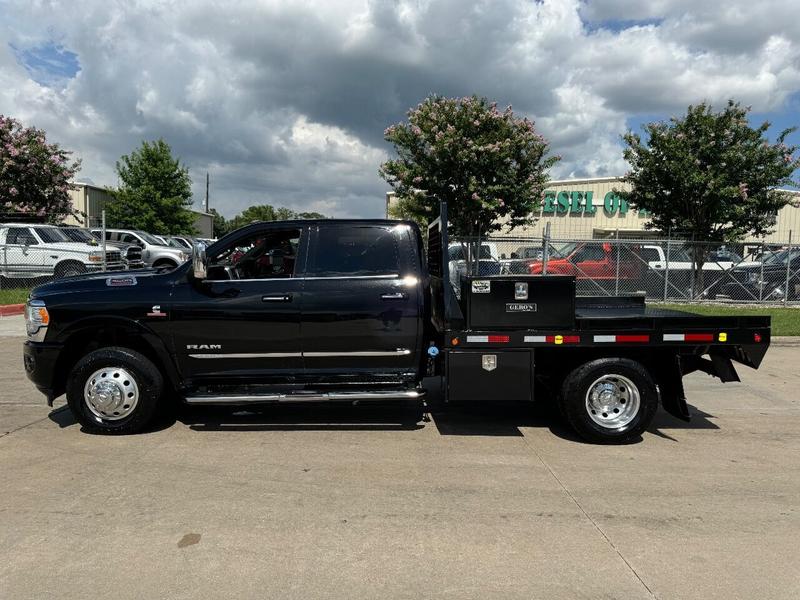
[
  {"left": 0, "top": 114, "right": 80, "bottom": 222},
  {"left": 380, "top": 94, "right": 559, "bottom": 236},
  {"left": 620, "top": 100, "right": 800, "bottom": 298}
]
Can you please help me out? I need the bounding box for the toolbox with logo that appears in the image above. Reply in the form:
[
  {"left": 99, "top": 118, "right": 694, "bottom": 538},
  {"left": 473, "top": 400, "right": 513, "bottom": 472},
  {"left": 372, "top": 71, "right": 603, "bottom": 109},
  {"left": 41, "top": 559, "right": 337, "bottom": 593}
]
[{"left": 462, "top": 275, "right": 576, "bottom": 330}]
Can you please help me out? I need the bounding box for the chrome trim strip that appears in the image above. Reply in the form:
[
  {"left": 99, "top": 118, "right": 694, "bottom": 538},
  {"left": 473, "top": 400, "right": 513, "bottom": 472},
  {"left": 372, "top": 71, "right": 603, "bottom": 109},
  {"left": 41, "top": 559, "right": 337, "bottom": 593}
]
[
  {"left": 188, "top": 349, "right": 411, "bottom": 359},
  {"left": 304, "top": 349, "right": 412, "bottom": 357},
  {"left": 204, "top": 274, "right": 401, "bottom": 283},
  {"left": 184, "top": 389, "right": 425, "bottom": 404},
  {"left": 188, "top": 352, "right": 302, "bottom": 359}
]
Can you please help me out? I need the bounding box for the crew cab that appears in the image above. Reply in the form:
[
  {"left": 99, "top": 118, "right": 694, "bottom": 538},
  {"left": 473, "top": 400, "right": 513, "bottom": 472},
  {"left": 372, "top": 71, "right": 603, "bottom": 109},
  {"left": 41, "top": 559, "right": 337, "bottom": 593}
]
[
  {"left": 1, "top": 223, "right": 124, "bottom": 280},
  {"left": 91, "top": 228, "right": 188, "bottom": 269},
  {"left": 23, "top": 208, "right": 771, "bottom": 444}
]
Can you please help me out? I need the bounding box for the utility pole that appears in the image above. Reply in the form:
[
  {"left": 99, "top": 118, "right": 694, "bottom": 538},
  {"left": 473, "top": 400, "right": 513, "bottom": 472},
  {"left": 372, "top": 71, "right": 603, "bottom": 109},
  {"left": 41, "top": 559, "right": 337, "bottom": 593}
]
[{"left": 205, "top": 172, "right": 209, "bottom": 213}]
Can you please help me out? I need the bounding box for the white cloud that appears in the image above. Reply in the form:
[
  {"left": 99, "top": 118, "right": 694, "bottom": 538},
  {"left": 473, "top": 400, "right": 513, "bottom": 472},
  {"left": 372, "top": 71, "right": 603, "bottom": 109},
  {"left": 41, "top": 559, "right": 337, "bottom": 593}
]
[{"left": 0, "top": 0, "right": 799, "bottom": 218}]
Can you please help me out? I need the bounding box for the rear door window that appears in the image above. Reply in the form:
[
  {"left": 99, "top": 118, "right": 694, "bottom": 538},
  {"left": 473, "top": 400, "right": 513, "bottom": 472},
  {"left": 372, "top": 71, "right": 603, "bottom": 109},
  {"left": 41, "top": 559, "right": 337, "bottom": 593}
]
[{"left": 307, "top": 226, "right": 400, "bottom": 277}]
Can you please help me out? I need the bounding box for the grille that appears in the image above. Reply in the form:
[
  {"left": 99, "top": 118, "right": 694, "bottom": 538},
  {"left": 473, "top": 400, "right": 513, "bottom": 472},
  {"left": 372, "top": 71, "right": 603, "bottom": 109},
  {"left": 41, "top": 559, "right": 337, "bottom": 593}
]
[
  {"left": 125, "top": 246, "right": 143, "bottom": 261},
  {"left": 106, "top": 251, "right": 122, "bottom": 263}
]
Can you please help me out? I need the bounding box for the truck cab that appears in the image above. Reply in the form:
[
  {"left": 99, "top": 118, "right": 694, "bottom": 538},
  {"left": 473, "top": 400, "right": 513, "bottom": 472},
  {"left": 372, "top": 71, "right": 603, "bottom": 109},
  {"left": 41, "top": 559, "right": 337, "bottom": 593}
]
[{"left": 23, "top": 219, "right": 427, "bottom": 434}]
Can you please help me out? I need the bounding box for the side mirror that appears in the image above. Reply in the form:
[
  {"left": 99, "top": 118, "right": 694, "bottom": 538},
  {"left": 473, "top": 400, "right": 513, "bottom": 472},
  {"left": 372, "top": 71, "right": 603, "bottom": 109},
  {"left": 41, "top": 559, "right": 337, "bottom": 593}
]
[{"left": 192, "top": 242, "right": 208, "bottom": 280}]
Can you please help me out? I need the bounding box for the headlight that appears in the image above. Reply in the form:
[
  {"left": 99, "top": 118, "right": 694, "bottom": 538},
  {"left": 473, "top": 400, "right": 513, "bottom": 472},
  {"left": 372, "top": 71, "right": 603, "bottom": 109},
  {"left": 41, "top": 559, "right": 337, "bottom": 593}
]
[
  {"left": 88, "top": 251, "right": 104, "bottom": 263},
  {"left": 747, "top": 272, "right": 759, "bottom": 284},
  {"left": 178, "top": 252, "right": 188, "bottom": 262},
  {"left": 25, "top": 299, "right": 50, "bottom": 342}
]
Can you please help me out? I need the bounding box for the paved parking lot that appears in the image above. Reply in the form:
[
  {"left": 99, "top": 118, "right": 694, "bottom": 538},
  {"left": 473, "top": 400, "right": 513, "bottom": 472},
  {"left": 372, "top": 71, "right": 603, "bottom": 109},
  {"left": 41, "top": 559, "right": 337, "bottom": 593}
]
[{"left": 1, "top": 314, "right": 799, "bottom": 599}]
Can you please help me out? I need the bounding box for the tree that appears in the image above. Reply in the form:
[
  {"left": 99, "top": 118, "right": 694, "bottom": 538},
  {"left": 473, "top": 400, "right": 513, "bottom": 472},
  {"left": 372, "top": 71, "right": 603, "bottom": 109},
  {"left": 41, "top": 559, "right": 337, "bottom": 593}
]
[
  {"left": 209, "top": 208, "right": 229, "bottom": 237},
  {"left": 620, "top": 100, "right": 800, "bottom": 295},
  {"left": 0, "top": 114, "right": 81, "bottom": 222},
  {"left": 225, "top": 204, "right": 326, "bottom": 232},
  {"left": 379, "top": 95, "right": 559, "bottom": 238},
  {"left": 106, "top": 139, "right": 196, "bottom": 234}
]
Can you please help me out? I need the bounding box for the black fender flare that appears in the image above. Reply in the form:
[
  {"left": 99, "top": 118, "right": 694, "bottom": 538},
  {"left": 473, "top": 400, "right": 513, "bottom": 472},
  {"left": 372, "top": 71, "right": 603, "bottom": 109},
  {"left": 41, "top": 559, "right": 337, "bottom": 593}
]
[{"left": 53, "top": 316, "right": 182, "bottom": 392}]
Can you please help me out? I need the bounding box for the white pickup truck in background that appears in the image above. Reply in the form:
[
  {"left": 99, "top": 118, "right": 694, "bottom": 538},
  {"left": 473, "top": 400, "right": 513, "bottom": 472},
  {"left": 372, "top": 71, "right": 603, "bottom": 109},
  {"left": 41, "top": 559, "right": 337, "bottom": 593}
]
[{"left": 0, "top": 223, "right": 125, "bottom": 281}]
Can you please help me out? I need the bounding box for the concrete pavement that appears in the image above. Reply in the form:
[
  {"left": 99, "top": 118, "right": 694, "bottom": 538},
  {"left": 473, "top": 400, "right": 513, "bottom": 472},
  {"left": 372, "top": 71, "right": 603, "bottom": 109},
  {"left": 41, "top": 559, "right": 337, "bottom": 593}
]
[{"left": 1, "top": 326, "right": 799, "bottom": 599}]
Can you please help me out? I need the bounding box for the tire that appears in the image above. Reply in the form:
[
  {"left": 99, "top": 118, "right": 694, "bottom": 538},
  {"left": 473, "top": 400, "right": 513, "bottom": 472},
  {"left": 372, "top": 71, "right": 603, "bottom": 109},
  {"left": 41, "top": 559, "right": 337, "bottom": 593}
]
[
  {"left": 55, "top": 261, "right": 86, "bottom": 279},
  {"left": 66, "top": 347, "right": 164, "bottom": 434},
  {"left": 559, "top": 358, "right": 658, "bottom": 444}
]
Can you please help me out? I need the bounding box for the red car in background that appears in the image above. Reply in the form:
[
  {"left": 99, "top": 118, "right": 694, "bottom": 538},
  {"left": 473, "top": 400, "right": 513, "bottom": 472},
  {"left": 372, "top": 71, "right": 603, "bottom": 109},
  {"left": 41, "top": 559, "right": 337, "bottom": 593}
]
[{"left": 528, "top": 241, "right": 645, "bottom": 292}]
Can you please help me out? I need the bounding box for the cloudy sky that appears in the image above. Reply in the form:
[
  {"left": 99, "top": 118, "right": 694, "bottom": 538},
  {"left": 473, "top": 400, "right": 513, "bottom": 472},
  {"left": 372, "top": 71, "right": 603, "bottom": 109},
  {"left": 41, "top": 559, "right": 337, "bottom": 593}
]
[{"left": 1, "top": 0, "right": 799, "bottom": 218}]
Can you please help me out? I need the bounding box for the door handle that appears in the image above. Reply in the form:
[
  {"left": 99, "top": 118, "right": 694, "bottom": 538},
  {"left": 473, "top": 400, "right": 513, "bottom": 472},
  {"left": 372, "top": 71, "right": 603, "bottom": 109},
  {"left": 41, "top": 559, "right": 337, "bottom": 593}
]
[
  {"left": 262, "top": 294, "right": 292, "bottom": 302},
  {"left": 381, "top": 292, "right": 407, "bottom": 300}
]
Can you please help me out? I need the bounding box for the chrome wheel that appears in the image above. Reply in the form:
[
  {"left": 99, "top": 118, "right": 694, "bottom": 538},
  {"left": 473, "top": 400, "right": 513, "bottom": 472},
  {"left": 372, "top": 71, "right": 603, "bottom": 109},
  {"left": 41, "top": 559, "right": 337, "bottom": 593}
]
[
  {"left": 585, "top": 374, "right": 640, "bottom": 429},
  {"left": 83, "top": 367, "right": 139, "bottom": 420}
]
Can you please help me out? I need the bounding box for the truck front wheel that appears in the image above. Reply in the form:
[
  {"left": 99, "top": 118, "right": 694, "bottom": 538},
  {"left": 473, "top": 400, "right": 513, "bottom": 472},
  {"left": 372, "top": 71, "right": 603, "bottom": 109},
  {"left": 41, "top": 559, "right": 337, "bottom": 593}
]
[
  {"left": 559, "top": 358, "right": 658, "bottom": 444},
  {"left": 66, "top": 347, "right": 163, "bottom": 434}
]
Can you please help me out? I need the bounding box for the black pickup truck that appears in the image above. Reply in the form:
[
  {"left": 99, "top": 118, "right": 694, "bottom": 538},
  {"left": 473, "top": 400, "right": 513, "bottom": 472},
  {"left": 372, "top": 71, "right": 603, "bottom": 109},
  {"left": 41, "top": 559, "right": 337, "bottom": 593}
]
[{"left": 23, "top": 204, "right": 771, "bottom": 443}]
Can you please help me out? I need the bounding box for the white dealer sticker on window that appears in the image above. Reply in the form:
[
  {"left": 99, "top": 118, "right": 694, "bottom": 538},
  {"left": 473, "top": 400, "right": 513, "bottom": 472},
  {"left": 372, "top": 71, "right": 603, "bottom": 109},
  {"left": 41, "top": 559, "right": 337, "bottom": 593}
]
[{"left": 471, "top": 280, "right": 491, "bottom": 294}]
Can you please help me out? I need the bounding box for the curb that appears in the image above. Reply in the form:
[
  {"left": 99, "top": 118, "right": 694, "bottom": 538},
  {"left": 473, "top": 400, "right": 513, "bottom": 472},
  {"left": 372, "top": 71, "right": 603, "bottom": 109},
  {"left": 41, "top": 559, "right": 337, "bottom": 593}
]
[
  {"left": 772, "top": 336, "right": 800, "bottom": 347},
  {"left": 0, "top": 304, "right": 25, "bottom": 317}
]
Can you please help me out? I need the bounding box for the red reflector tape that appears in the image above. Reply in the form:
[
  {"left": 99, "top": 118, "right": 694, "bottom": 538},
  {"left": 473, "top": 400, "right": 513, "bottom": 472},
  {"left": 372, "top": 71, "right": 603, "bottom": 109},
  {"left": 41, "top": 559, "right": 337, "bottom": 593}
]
[
  {"left": 616, "top": 334, "right": 649, "bottom": 343},
  {"left": 562, "top": 335, "right": 580, "bottom": 344},
  {"left": 684, "top": 333, "right": 714, "bottom": 342},
  {"left": 487, "top": 335, "right": 510, "bottom": 343},
  {"left": 467, "top": 335, "right": 510, "bottom": 343}
]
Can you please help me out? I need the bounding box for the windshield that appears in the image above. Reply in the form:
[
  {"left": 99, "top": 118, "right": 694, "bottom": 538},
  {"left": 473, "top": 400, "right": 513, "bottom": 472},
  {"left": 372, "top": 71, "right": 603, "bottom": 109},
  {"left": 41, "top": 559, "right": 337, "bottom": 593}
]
[
  {"left": 163, "top": 237, "right": 184, "bottom": 248},
  {"left": 765, "top": 249, "right": 800, "bottom": 265},
  {"left": 552, "top": 241, "right": 579, "bottom": 258},
  {"left": 34, "top": 227, "right": 69, "bottom": 243},
  {"left": 61, "top": 228, "right": 98, "bottom": 244},
  {"left": 136, "top": 231, "right": 163, "bottom": 246}
]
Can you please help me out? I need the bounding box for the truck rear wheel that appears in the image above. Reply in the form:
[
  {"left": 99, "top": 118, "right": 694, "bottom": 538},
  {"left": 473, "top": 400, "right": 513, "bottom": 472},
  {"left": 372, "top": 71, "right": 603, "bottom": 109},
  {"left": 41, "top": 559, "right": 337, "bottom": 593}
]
[
  {"left": 66, "top": 347, "right": 163, "bottom": 434},
  {"left": 559, "top": 358, "right": 658, "bottom": 444}
]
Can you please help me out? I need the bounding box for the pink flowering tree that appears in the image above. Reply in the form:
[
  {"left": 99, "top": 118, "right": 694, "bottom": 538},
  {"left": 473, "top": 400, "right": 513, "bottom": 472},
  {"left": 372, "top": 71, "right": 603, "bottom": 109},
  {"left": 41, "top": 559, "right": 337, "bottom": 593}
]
[
  {"left": 620, "top": 100, "right": 800, "bottom": 295},
  {"left": 380, "top": 95, "right": 559, "bottom": 237},
  {"left": 0, "top": 115, "right": 81, "bottom": 222}
]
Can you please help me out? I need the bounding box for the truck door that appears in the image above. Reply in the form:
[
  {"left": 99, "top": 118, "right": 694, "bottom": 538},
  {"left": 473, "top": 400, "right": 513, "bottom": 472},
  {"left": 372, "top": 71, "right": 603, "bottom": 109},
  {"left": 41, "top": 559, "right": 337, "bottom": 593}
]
[
  {"left": 300, "top": 223, "right": 422, "bottom": 382},
  {"left": 3, "top": 227, "right": 45, "bottom": 278},
  {"left": 170, "top": 224, "right": 306, "bottom": 384},
  {"left": 571, "top": 243, "right": 610, "bottom": 279}
]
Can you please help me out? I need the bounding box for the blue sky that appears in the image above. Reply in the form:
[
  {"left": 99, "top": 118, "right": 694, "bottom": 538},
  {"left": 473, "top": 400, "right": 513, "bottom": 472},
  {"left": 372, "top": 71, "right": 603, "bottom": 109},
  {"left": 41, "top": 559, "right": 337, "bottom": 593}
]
[{"left": 10, "top": 41, "right": 79, "bottom": 87}]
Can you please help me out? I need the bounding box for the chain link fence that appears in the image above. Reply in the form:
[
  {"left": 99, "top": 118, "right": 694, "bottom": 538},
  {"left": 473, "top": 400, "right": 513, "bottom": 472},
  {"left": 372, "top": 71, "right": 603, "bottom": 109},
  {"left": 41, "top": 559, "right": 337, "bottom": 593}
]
[
  {"left": 0, "top": 211, "right": 121, "bottom": 294},
  {"left": 448, "top": 230, "right": 799, "bottom": 305}
]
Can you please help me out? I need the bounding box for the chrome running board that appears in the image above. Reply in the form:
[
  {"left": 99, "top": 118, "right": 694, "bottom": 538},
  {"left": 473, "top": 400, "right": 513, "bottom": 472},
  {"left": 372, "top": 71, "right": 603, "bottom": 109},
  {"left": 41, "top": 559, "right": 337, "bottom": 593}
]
[{"left": 184, "top": 389, "right": 425, "bottom": 405}]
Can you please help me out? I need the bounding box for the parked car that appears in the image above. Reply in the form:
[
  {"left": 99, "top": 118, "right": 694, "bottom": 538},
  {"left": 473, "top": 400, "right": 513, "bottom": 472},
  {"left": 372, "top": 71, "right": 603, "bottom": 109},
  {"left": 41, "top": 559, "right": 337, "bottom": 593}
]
[
  {"left": 166, "top": 235, "right": 195, "bottom": 250},
  {"left": 59, "top": 226, "right": 145, "bottom": 270},
  {"left": 0, "top": 223, "right": 125, "bottom": 281},
  {"left": 715, "top": 248, "right": 800, "bottom": 301},
  {"left": 639, "top": 244, "right": 748, "bottom": 298},
  {"left": 91, "top": 228, "right": 188, "bottom": 269},
  {"left": 448, "top": 242, "right": 501, "bottom": 296},
  {"left": 527, "top": 241, "right": 645, "bottom": 294}
]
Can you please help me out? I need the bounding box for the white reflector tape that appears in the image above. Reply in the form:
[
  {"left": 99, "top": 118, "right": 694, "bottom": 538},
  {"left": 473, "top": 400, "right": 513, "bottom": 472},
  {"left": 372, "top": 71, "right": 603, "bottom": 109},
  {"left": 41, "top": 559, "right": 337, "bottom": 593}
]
[
  {"left": 663, "top": 334, "right": 685, "bottom": 342},
  {"left": 466, "top": 335, "right": 489, "bottom": 343},
  {"left": 593, "top": 335, "right": 617, "bottom": 343},
  {"left": 523, "top": 336, "right": 547, "bottom": 343}
]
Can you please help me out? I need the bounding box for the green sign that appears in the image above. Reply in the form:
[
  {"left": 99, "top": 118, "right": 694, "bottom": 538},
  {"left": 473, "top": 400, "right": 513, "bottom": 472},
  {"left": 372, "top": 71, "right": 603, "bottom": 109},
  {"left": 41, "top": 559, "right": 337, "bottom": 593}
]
[{"left": 542, "top": 190, "right": 649, "bottom": 217}]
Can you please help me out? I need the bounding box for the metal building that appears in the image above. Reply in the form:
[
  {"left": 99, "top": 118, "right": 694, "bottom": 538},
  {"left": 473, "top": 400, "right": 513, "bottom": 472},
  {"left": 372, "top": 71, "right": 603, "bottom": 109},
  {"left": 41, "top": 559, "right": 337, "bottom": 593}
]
[{"left": 386, "top": 176, "right": 800, "bottom": 242}]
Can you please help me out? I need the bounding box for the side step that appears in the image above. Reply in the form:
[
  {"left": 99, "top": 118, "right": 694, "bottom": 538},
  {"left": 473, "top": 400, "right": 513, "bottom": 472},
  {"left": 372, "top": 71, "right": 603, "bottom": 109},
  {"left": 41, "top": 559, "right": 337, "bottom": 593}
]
[{"left": 184, "top": 389, "right": 425, "bottom": 405}]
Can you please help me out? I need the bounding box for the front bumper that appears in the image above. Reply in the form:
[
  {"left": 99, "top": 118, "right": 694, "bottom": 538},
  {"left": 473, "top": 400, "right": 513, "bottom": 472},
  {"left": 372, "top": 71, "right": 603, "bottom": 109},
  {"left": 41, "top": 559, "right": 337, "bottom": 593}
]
[{"left": 23, "top": 340, "right": 64, "bottom": 405}]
